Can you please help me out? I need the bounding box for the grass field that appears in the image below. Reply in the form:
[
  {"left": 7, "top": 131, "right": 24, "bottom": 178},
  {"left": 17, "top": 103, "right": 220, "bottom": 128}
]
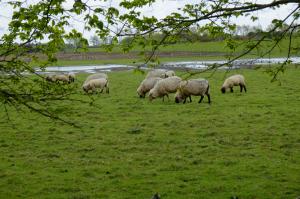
[
  {"left": 0, "top": 67, "right": 300, "bottom": 198},
  {"left": 71, "top": 37, "right": 300, "bottom": 55}
]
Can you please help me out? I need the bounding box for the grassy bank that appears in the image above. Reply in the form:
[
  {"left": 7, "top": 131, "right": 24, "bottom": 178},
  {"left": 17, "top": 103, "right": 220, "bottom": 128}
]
[
  {"left": 51, "top": 37, "right": 300, "bottom": 66},
  {"left": 0, "top": 67, "right": 300, "bottom": 198},
  {"left": 71, "top": 37, "right": 300, "bottom": 55},
  {"left": 53, "top": 56, "right": 228, "bottom": 66}
]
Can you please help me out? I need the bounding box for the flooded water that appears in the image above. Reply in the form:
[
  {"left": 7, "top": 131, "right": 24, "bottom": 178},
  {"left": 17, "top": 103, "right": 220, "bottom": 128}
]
[
  {"left": 37, "top": 57, "right": 300, "bottom": 74},
  {"left": 35, "top": 64, "right": 135, "bottom": 74},
  {"left": 162, "top": 57, "right": 300, "bottom": 69}
]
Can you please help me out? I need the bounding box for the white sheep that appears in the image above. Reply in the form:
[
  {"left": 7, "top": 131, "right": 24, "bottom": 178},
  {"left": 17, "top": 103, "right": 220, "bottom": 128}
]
[
  {"left": 165, "top": 70, "right": 176, "bottom": 77},
  {"left": 45, "top": 74, "right": 70, "bottom": 84},
  {"left": 146, "top": 69, "right": 168, "bottom": 79},
  {"left": 175, "top": 79, "right": 211, "bottom": 104},
  {"left": 45, "top": 74, "right": 55, "bottom": 82},
  {"left": 82, "top": 78, "right": 109, "bottom": 94},
  {"left": 149, "top": 76, "right": 182, "bottom": 101},
  {"left": 68, "top": 72, "right": 76, "bottom": 82},
  {"left": 221, "top": 74, "right": 246, "bottom": 93},
  {"left": 137, "top": 77, "right": 162, "bottom": 98},
  {"left": 84, "top": 73, "right": 108, "bottom": 85}
]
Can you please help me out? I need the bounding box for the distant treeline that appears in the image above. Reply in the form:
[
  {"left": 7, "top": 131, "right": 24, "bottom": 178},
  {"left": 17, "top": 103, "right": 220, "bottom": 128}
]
[{"left": 22, "top": 24, "right": 300, "bottom": 53}]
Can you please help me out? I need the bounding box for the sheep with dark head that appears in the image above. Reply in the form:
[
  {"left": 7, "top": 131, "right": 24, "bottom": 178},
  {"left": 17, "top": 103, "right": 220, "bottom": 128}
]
[
  {"left": 175, "top": 79, "right": 210, "bottom": 104},
  {"left": 84, "top": 73, "right": 108, "bottom": 85},
  {"left": 82, "top": 78, "right": 109, "bottom": 94},
  {"left": 45, "top": 74, "right": 70, "bottom": 84},
  {"left": 221, "top": 74, "right": 246, "bottom": 93},
  {"left": 137, "top": 77, "right": 162, "bottom": 98},
  {"left": 148, "top": 76, "right": 182, "bottom": 101}
]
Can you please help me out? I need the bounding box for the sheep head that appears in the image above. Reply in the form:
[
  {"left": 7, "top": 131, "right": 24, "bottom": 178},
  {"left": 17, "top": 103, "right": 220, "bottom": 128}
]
[
  {"left": 174, "top": 90, "right": 184, "bottom": 103},
  {"left": 221, "top": 87, "right": 226, "bottom": 93}
]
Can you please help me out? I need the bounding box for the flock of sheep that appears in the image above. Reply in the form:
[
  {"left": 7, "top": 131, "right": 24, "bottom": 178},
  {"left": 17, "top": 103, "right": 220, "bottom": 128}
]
[
  {"left": 137, "top": 69, "right": 246, "bottom": 104},
  {"left": 45, "top": 69, "right": 247, "bottom": 104}
]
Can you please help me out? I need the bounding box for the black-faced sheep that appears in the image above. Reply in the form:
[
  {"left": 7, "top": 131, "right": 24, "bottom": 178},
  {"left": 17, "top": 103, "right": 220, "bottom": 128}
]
[
  {"left": 148, "top": 76, "right": 182, "bottom": 101},
  {"left": 137, "top": 77, "right": 162, "bottom": 98},
  {"left": 175, "top": 79, "right": 211, "bottom": 104},
  {"left": 146, "top": 69, "right": 176, "bottom": 79},
  {"left": 82, "top": 78, "right": 109, "bottom": 94},
  {"left": 221, "top": 74, "right": 246, "bottom": 93},
  {"left": 45, "top": 74, "right": 70, "bottom": 84},
  {"left": 146, "top": 69, "right": 168, "bottom": 79}
]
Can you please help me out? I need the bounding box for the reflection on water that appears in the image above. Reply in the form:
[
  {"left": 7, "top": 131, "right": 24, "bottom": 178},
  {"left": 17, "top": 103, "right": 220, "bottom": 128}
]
[
  {"left": 35, "top": 64, "right": 135, "bottom": 74},
  {"left": 35, "top": 57, "right": 300, "bottom": 74},
  {"left": 162, "top": 57, "right": 300, "bottom": 69}
]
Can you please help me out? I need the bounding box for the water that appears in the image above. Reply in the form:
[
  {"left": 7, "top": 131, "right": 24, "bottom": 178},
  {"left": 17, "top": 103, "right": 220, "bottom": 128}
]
[
  {"left": 162, "top": 57, "right": 300, "bottom": 69},
  {"left": 36, "top": 57, "right": 300, "bottom": 74},
  {"left": 35, "top": 64, "right": 135, "bottom": 74}
]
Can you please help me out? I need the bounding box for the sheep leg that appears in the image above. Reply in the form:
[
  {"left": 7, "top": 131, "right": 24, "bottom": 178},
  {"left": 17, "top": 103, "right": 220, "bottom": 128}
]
[
  {"left": 162, "top": 94, "right": 169, "bottom": 102},
  {"left": 230, "top": 87, "right": 234, "bottom": 93},
  {"left": 100, "top": 89, "right": 104, "bottom": 93},
  {"left": 244, "top": 85, "right": 247, "bottom": 92},
  {"left": 183, "top": 98, "right": 186, "bottom": 104},
  {"left": 240, "top": 84, "right": 243, "bottom": 92},
  {"left": 189, "top": 96, "right": 192, "bottom": 102},
  {"left": 106, "top": 87, "right": 109, "bottom": 94},
  {"left": 166, "top": 94, "right": 169, "bottom": 101},
  {"left": 207, "top": 94, "right": 211, "bottom": 104},
  {"left": 198, "top": 95, "right": 204, "bottom": 103}
]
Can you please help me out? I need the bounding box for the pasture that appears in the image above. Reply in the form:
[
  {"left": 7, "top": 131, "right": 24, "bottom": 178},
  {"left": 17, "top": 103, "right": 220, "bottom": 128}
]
[{"left": 0, "top": 67, "right": 299, "bottom": 198}]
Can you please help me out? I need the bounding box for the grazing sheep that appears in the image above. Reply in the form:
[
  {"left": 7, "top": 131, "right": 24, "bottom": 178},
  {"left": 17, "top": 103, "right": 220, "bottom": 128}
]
[
  {"left": 54, "top": 74, "right": 71, "bottom": 84},
  {"left": 165, "top": 70, "right": 176, "bottom": 77},
  {"left": 45, "top": 74, "right": 55, "bottom": 82},
  {"left": 221, "top": 74, "right": 246, "bottom": 93},
  {"left": 146, "top": 69, "right": 177, "bottom": 79},
  {"left": 84, "top": 73, "right": 108, "bottom": 85},
  {"left": 45, "top": 74, "right": 70, "bottom": 84},
  {"left": 146, "top": 69, "right": 168, "bottom": 79},
  {"left": 68, "top": 72, "right": 76, "bottom": 82},
  {"left": 82, "top": 78, "right": 109, "bottom": 94},
  {"left": 149, "top": 76, "right": 182, "bottom": 101},
  {"left": 137, "top": 77, "right": 162, "bottom": 98},
  {"left": 175, "top": 79, "right": 211, "bottom": 104}
]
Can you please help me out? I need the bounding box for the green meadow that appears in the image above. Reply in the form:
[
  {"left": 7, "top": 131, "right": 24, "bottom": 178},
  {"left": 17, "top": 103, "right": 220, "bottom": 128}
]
[{"left": 0, "top": 67, "right": 299, "bottom": 198}]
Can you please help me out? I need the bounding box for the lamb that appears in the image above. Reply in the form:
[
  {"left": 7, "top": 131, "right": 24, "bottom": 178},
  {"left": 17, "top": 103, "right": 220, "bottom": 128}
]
[
  {"left": 68, "top": 72, "right": 76, "bottom": 82},
  {"left": 84, "top": 73, "right": 108, "bottom": 85},
  {"left": 82, "top": 78, "right": 109, "bottom": 94},
  {"left": 148, "top": 76, "right": 182, "bottom": 101},
  {"left": 221, "top": 74, "right": 246, "bottom": 93},
  {"left": 45, "top": 74, "right": 70, "bottom": 84},
  {"left": 175, "top": 79, "right": 211, "bottom": 104},
  {"left": 137, "top": 77, "right": 162, "bottom": 98}
]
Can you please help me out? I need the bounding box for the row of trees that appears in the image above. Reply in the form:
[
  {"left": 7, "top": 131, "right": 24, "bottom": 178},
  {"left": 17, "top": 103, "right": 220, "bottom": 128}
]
[
  {"left": 24, "top": 23, "right": 300, "bottom": 53},
  {"left": 69, "top": 23, "right": 299, "bottom": 49}
]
